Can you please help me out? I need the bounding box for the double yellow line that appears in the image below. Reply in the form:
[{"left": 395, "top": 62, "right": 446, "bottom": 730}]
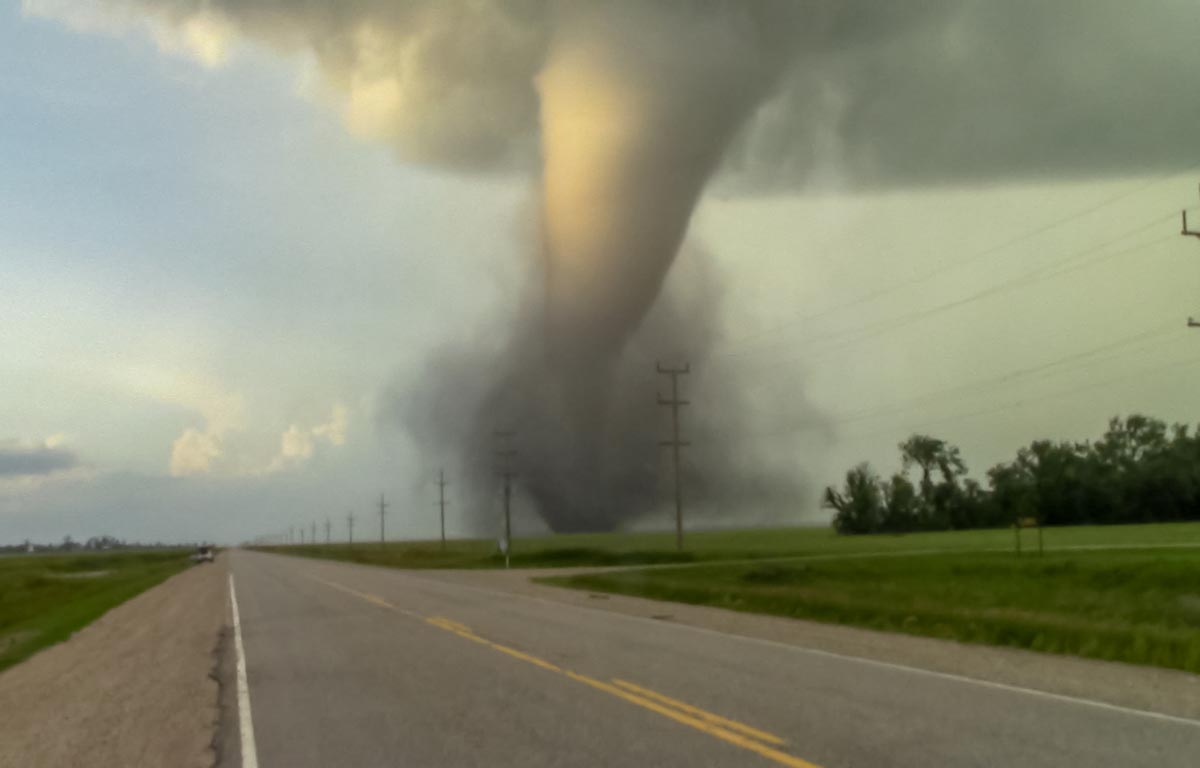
[
  {"left": 317, "top": 578, "right": 823, "bottom": 768},
  {"left": 567, "top": 675, "right": 819, "bottom": 768}
]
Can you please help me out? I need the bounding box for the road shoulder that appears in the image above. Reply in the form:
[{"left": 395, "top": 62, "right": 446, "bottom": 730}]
[{"left": 0, "top": 558, "right": 228, "bottom": 768}]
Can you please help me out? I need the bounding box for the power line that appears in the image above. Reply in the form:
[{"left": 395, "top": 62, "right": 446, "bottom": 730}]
[
  {"left": 494, "top": 430, "right": 516, "bottom": 568},
  {"left": 808, "top": 230, "right": 1176, "bottom": 360},
  {"left": 437, "top": 469, "right": 448, "bottom": 552},
  {"left": 841, "top": 352, "right": 1200, "bottom": 443},
  {"left": 712, "top": 167, "right": 1200, "bottom": 355},
  {"left": 731, "top": 229, "right": 1179, "bottom": 401},
  {"left": 752, "top": 323, "right": 1177, "bottom": 440},
  {"left": 378, "top": 493, "right": 388, "bottom": 545},
  {"left": 725, "top": 214, "right": 1177, "bottom": 370},
  {"left": 656, "top": 362, "right": 690, "bottom": 551}
]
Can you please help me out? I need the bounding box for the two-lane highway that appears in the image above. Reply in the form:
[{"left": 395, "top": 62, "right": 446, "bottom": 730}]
[{"left": 227, "top": 550, "right": 1200, "bottom": 767}]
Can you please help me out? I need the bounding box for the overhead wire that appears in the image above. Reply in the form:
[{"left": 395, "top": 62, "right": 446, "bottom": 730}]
[
  {"left": 715, "top": 211, "right": 1178, "bottom": 368},
  {"left": 747, "top": 321, "right": 1182, "bottom": 440},
  {"left": 709, "top": 164, "right": 1200, "bottom": 356},
  {"left": 836, "top": 352, "right": 1200, "bottom": 443}
]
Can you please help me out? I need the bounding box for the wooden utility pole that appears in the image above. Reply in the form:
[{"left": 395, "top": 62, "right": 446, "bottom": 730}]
[
  {"left": 657, "top": 362, "right": 691, "bottom": 551},
  {"left": 310, "top": 521, "right": 316, "bottom": 546},
  {"left": 378, "top": 493, "right": 388, "bottom": 545},
  {"left": 1182, "top": 185, "right": 1200, "bottom": 326},
  {"left": 325, "top": 517, "right": 331, "bottom": 544},
  {"left": 347, "top": 510, "right": 355, "bottom": 545},
  {"left": 494, "top": 430, "right": 516, "bottom": 568},
  {"left": 437, "top": 469, "right": 449, "bottom": 551}
]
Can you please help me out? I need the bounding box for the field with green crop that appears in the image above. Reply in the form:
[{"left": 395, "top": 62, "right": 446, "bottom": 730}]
[
  {"left": 258, "top": 520, "right": 1200, "bottom": 570},
  {"left": 544, "top": 543, "right": 1200, "bottom": 673},
  {"left": 0, "top": 550, "right": 192, "bottom": 672}
]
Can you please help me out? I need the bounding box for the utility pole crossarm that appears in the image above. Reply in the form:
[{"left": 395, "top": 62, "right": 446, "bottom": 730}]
[
  {"left": 1183, "top": 210, "right": 1200, "bottom": 239},
  {"left": 1182, "top": 185, "right": 1200, "bottom": 327}
]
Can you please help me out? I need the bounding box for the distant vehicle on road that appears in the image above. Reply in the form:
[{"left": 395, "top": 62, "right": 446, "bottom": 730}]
[{"left": 191, "top": 545, "right": 214, "bottom": 564}]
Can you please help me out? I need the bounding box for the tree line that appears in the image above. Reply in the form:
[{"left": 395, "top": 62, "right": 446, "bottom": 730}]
[
  {"left": 0, "top": 535, "right": 187, "bottom": 554},
  {"left": 824, "top": 414, "right": 1200, "bottom": 534}
]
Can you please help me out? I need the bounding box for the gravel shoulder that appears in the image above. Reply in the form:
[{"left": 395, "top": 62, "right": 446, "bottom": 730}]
[
  {"left": 413, "top": 565, "right": 1200, "bottom": 722},
  {"left": 0, "top": 557, "right": 228, "bottom": 768}
]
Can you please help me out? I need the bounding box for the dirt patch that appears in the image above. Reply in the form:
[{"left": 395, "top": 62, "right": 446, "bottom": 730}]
[{"left": 0, "top": 559, "right": 228, "bottom": 768}]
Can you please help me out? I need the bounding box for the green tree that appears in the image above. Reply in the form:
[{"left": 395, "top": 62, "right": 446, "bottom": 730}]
[
  {"left": 881, "top": 473, "right": 919, "bottom": 532},
  {"left": 824, "top": 464, "right": 885, "bottom": 534},
  {"left": 899, "top": 435, "right": 967, "bottom": 529}
]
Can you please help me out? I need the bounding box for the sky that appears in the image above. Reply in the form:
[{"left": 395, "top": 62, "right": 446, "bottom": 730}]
[{"left": 4, "top": 0, "right": 1200, "bottom": 544}]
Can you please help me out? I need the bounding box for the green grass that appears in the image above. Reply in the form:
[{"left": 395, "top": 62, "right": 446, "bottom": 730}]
[
  {"left": 256, "top": 521, "right": 1200, "bottom": 570},
  {"left": 0, "top": 550, "right": 192, "bottom": 672},
  {"left": 543, "top": 547, "right": 1200, "bottom": 674}
]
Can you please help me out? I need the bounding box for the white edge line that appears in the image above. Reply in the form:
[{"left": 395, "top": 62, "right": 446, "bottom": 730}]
[
  {"left": 382, "top": 568, "right": 1200, "bottom": 730},
  {"left": 229, "top": 574, "right": 260, "bottom": 768}
]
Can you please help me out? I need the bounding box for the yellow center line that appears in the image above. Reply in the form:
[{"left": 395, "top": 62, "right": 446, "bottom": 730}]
[
  {"left": 610, "top": 678, "right": 786, "bottom": 746},
  {"left": 566, "top": 672, "right": 821, "bottom": 768},
  {"left": 485, "top": 642, "right": 564, "bottom": 673},
  {"left": 309, "top": 575, "right": 823, "bottom": 768}
]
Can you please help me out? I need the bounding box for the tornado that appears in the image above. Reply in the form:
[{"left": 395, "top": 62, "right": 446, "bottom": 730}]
[{"left": 500, "top": 2, "right": 805, "bottom": 529}]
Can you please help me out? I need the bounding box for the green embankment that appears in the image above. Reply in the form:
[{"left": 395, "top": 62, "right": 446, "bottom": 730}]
[
  {"left": 0, "top": 550, "right": 192, "bottom": 672},
  {"left": 543, "top": 544, "right": 1200, "bottom": 674}
]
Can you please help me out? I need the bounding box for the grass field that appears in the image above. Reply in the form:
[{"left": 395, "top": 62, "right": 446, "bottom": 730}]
[
  {"left": 0, "top": 550, "right": 192, "bottom": 672},
  {"left": 258, "top": 520, "right": 1200, "bottom": 570},
  {"left": 543, "top": 543, "right": 1200, "bottom": 674}
]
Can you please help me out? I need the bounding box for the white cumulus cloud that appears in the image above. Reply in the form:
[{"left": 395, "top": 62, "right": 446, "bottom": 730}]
[
  {"left": 168, "top": 427, "right": 222, "bottom": 477},
  {"left": 265, "top": 403, "right": 350, "bottom": 474}
]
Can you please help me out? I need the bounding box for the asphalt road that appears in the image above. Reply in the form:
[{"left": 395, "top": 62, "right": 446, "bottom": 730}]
[{"left": 228, "top": 549, "right": 1200, "bottom": 768}]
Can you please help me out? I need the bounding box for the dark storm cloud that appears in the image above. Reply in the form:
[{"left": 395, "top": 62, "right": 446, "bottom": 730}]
[
  {"left": 40, "top": 1, "right": 1200, "bottom": 187},
  {"left": 0, "top": 446, "right": 79, "bottom": 477},
  {"left": 730, "top": 0, "right": 1200, "bottom": 188}
]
